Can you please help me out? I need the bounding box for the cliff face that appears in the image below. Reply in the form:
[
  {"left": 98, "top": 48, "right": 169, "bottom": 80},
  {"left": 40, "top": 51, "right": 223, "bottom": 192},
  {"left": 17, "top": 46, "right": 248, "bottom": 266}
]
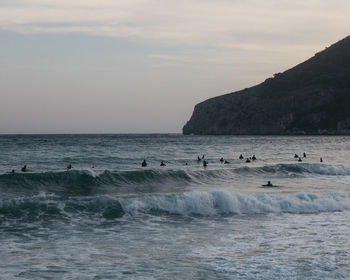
[{"left": 183, "top": 35, "right": 350, "bottom": 135}]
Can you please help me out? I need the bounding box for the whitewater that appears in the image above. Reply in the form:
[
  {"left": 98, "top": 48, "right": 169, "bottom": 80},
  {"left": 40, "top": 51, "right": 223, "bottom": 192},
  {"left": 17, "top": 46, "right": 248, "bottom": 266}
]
[{"left": 1, "top": 134, "right": 350, "bottom": 279}]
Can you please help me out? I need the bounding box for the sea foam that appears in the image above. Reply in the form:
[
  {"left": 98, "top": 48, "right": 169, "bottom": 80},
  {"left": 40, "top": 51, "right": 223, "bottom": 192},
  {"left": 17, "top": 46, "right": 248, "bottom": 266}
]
[
  {"left": 119, "top": 190, "right": 350, "bottom": 216},
  {"left": 1, "top": 190, "right": 350, "bottom": 224}
]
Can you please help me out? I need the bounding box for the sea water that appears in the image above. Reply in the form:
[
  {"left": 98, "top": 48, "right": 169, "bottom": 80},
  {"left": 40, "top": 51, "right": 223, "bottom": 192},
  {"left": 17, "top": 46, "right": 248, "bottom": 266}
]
[{"left": 0, "top": 134, "right": 350, "bottom": 279}]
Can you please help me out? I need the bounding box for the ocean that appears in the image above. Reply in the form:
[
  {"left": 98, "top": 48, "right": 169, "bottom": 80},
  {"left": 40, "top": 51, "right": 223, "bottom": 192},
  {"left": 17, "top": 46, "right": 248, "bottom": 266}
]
[{"left": 1, "top": 134, "right": 350, "bottom": 279}]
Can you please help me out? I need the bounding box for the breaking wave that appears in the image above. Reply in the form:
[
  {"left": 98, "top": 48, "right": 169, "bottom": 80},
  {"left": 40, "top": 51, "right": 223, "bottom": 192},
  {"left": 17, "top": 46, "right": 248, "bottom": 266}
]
[
  {"left": 1, "top": 191, "right": 350, "bottom": 223},
  {"left": 255, "top": 163, "right": 350, "bottom": 176},
  {"left": 119, "top": 190, "right": 350, "bottom": 216}
]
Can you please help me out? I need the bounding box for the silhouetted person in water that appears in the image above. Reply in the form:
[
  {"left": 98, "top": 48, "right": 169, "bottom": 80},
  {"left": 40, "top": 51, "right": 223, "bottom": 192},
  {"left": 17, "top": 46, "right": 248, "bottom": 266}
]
[
  {"left": 224, "top": 160, "right": 230, "bottom": 164},
  {"left": 202, "top": 155, "right": 205, "bottom": 159},
  {"left": 203, "top": 160, "right": 208, "bottom": 167},
  {"left": 11, "top": 169, "right": 15, "bottom": 174},
  {"left": 67, "top": 164, "right": 72, "bottom": 170},
  {"left": 220, "top": 157, "right": 224, "bottom": 163},
  {"left": 197, "top": 156, "right": 201, "bottom": 162},
  {"left": 141, "top": 160, "right": 147, "bottom": 167},
  {"left": 21, "top": 165, "right": 27, "bottom": 172},
  {"left": 252, "top": 155, "right": 256, "bottom": 160},
  {"left": 320, "top": 158, "right": 323, "bottom": 163},
  {"left": 294, "top": 154, "right": 299, "bottom": 158},
  {"left": 239, "top": 154, "right": 244, "bottom": 160},
  {"left": 160, "top": 161, "right": 166, "bottom": 166},
  {"left": 185, "top": 162, "right": 188, "bottom": 166},
  {"left": 303, "top": 152, "right": 306, "bottom": 158},
  {"left": 246, "top": 158, "right": 251, "bottom": 163},
  {"left": 263, "top": 181, "right": 273, "bottom": 187},
  {"left": 298, "top": 157, "right": 302, "bottom": 162}
]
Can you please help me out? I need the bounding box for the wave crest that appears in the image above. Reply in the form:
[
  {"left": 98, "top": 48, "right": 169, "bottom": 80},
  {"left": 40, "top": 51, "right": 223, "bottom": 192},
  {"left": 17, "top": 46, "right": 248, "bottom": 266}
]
[
  {"left": 2, "top": 191, "right": 350, "bottom": 223},
  {"left": 1, "top": 163, "right": 349, "bottom": 191},
  {"left": 0, "top": 169, "right": 192, "bottom": 190},
  {"left": 257, "top": 163, "right": 350, "bottom": 176},
  {"left": 120, "top": 191, "right": 350, "bottom": 216}
]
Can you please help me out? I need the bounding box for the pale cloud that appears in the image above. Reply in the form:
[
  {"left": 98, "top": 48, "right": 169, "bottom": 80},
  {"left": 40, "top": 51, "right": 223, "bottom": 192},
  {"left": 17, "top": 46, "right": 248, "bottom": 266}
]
[
  {"left": 150, "top": 54, "right": 191, "bottom": 62},
  {"left": 1, "top": 0, "right": 349, "bottom": 49},
  {"left": 1, "top": 0, "right": 350, "bottom": 133}
]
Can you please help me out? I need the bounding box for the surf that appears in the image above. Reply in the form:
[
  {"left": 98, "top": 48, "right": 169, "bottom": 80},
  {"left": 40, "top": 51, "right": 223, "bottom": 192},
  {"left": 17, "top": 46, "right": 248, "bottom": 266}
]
[
  {"left": 1, "top": 163, "right": 350, "bottom": 191},
  {"left": 2, "top": 191, "right": 350, "bottom": 224}
]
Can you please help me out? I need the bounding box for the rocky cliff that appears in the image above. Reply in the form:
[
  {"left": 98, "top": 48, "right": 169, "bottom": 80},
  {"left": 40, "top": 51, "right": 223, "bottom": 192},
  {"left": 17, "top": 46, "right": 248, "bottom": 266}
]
[{"left": 183, "top": 35, "right": 350, "bottom": 135}]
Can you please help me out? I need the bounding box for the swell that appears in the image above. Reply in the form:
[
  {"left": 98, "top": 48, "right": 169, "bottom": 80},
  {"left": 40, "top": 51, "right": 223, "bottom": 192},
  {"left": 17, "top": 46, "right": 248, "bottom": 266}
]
[
  {"left": 1, "top": 191, "right": 350, "bottom": 223},
  {"left": 0, "top": 169, "right": 193, "bottom": 190},
  {"left": 0, "top": 163, "right": 349, "bottom": 190},
  {"left": 256, "top": 163, "right": 350, "bottom": 176}
]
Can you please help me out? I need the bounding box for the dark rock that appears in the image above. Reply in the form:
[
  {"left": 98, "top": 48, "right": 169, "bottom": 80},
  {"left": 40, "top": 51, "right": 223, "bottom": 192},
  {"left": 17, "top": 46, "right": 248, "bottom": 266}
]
[{"left": 183, "top": 35, "right": 350, "bottom": 135}]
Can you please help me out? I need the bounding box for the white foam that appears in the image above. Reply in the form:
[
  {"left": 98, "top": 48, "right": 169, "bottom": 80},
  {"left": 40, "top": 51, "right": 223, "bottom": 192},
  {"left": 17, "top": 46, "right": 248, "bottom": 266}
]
[
  {"left": 119, "top": 190, "right": 350, "bottom": 216},
  {"left": 298, "top": 163, "right": 350, "bottom": 176}
]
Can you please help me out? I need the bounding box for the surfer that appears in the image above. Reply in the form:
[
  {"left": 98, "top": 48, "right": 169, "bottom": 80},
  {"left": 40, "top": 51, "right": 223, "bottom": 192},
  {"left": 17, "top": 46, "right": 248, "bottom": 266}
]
[
  {"left": 203, "top": 160, "right": 208, "bottom": 167},
  {"left": 160, "top": 161, "right": 166, "bottom": 166},
  {"left": 67, "top": 164, "right": 72, "bottom": 170},
  {"left": 298, "top": 157, "right": 302, "bottom": 162},
  {"left": 252, "top": 155, "right": 257, "bottom": 160},
  {"left": 303, "top": 152, "right": 306, "bottom": 158},
  {"left": 239, "top": 154, "right": 244, "bottom": 160},
  {"left": 141, "top": 160, "right": 147, "bottom": 167},
  {"left": 21, "top": 165, "right": 27, "bottom": 172},
  {"left": 246, "top": 158, "right": 251, "bottom": 163},
  {"left": 11, "top": 169, "right": 15, "bottom": 174},
  {"left": 262, "top": 181, "right": 273, "bottom": 187},
  {"left": 224, "top": 160, "right": 230, "bottom": 164},
  {"left": 294, "top": 154, "right": 299, "bottom": 158},
  {"left": 197, "top": 156, "right": 201, "bottom": 161},
  {"left": 220, "top": 157, "right": 224, "bottom": 163},
  {"left": 320, "top": 157, "right": 323, "bottom": 163},
  {"left": 202, "top": 155, "right": 205, "bottom": 159}
]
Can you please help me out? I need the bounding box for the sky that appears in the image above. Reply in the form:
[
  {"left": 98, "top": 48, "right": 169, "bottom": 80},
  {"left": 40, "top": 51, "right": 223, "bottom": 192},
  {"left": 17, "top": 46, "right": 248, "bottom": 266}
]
[{"left": 0, "top": 0, "right": 349, "bottom": 133}]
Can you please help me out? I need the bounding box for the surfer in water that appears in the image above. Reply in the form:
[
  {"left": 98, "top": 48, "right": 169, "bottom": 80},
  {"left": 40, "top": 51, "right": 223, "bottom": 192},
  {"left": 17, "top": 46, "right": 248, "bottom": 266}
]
[
  {"left": 320, "top": 157, "right": 323, "bottom": 162},
  {"left": 21, "top": 165, "right": 27, "bottom": 172},
  {"left": 220, "top": 157, "right": 224, "bottom": 163},
  {"left": 203, "top": 160, "right": 208, "bottom": 167},
  {"left": 262, "top": 181, "right": 273, "bottom": 187},
  {"left": 160, "top": 161, "right": 166, "bottom": 166},
  {"left": 298, "top": 157, "right": 302, "bottom": 162},
  {"left": 246, "top": 158, "right": 251, "bottom": 163},
  {"left": 224, "top": 160, "right": 230, "bottom": 164},
  {"left": 252, "top": 155, "right": 256, "bottom": 160},
  {"left": 197, "top": 156, "right": 201, "bottom": 162},
  {"left": 239, "top": 154, "right": 244, "bottom": 160},
  {"left": 141, "top": 160, "right": 147, "bottom": 167},
  {"left": 303, "top": 152, "right": 306, "bottom": 158},
  {"left": 294, "top": 154, "right": 299, "bottom": 158},
  {"left": 67, "top": 164, "right": 72, "bottom": 170}
]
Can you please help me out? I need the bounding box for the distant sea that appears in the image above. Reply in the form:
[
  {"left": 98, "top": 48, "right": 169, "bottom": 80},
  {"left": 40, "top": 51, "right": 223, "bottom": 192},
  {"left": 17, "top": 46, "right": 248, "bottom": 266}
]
[{"left": 1, "top": 134, "right": 350, "bottom": 279}]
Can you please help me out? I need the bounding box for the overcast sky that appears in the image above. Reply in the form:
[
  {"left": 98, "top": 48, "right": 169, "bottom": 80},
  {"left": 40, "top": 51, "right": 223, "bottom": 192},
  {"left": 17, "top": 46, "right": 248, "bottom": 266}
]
[{"left": 1, "top": 0, "right": 349, "bottom": 133}]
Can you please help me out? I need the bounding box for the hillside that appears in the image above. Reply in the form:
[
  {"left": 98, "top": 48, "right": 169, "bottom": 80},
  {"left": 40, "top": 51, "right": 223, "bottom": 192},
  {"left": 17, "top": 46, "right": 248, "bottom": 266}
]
[{"left": 183, "top": 35, "right": 350, "bottom": 135}]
